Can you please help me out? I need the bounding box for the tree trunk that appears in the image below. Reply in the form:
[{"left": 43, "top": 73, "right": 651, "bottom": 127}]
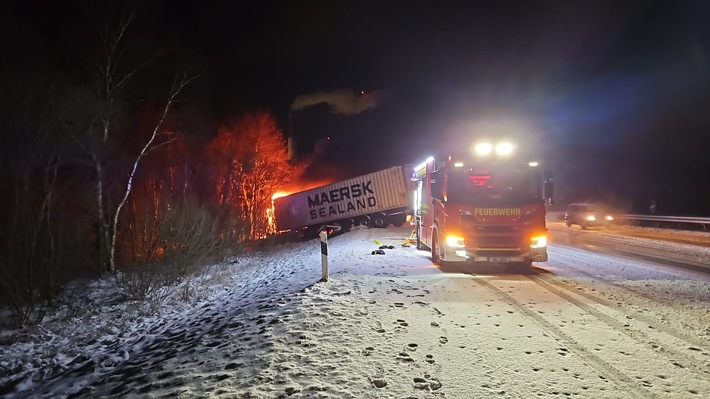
[
  {"left": 94, "top": 158, "right": 112, "bottom": 273},
  {"left": 107, "top": 73, "right": 196, "bottom": 273}
]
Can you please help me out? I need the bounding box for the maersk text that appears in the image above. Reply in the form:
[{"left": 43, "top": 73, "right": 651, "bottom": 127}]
[
  {"left": 309, "top": 197, "right": 377, "bottom": 220},
  {"left": 307, "top": 181, "right": 374, "bottom": 208}
]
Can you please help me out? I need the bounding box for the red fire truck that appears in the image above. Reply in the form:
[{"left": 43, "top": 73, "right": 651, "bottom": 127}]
[{"left": 412, "top": 141, "right": 554, "bottom": 268}]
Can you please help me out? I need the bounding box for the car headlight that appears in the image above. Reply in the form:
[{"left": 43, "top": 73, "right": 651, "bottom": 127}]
[
  {"left": 585, "top": 215, "right": 596, "bottom": 221},
  {"left": 530, "top": 235, "right": 547, "bottom": 249},
  {"left": 445, "top": 235, "right": 465, "bottom": 248},
  {"left": 605, "top": 215, "right": 614, "bottom": 221}
]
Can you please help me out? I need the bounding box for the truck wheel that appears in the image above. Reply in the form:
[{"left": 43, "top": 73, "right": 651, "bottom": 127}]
[
  {"left": 356, "top": 215, "right": 370, "bottom": 227},
  {"left": 389, "top": 213, "right": 407, "bottom": 227},
  {"left": 514, "top": 260, "right": 533, "bottom": 271},
  {"left": 338, "top": 218, "right": 353, "bottom": 232},
  {"left": 565, "top": 220, "right": 571, "bottom": 227},
  {"left": 304, "top": 225, "right": 323, "bottom": 239},
  {"left": 371, "top": 212, "right": 387, "bottom": 228},
  {"left": 431, "top": 230, "right": 445, "bottom": 266}
]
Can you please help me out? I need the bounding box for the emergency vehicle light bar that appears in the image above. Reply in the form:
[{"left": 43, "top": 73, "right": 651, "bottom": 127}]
[{"left": 473, "top": 141, "right": 516, "bottom": 157}]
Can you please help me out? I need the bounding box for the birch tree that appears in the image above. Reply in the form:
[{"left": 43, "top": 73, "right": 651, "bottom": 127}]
[{"left": 73, "top": 10, "right": 198, "bottom": 273}]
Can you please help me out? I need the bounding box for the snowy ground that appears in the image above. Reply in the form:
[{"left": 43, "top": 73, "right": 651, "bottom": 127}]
[{"left": 1, "top": 224, "right": 709, "bottom": 398}]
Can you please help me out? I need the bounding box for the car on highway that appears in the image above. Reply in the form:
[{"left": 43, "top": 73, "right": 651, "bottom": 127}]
[{"left": 564, "top": 203, "right": 614, "bottom": 229}]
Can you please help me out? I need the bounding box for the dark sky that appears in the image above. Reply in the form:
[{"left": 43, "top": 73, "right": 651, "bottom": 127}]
[{"left": 4, "top": 0, "right": 710, "bottom": 215}]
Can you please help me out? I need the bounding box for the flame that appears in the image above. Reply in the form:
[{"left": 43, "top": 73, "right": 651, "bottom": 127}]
[
  {"left": 267, "top": 178, "right": 339, "bottom": 233},
  {"left": 272, "top": 191, "right": 290, "bottom": 200},
  {"left": 267, "top": 191, "right": 293, "bottom": 232}
]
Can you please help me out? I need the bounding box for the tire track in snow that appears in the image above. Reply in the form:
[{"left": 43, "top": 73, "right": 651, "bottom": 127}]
[
  {"left": 466, "top": 274, "right": 655, "bottom": 399},
  {"left": 548, "top": 245, "right": 710, "bottom": 348},
  {"left": 525, "top": 272, "right": 710, "bottom": 379}
]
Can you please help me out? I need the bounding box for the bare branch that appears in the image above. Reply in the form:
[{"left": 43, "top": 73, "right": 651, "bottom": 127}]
[
  {"left": 146, "top": 136, "right": 179, "bottom": 154},
  {"left": 108, "top": 70, "right": 200, "bottom": 271},
  {"left": 105, "top": 11, "right": 135, "bottom": 95}
]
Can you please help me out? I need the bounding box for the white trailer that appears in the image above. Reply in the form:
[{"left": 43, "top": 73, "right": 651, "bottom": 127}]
[{"left": 273, "top": 166, "right": 411, "bottom": 236}]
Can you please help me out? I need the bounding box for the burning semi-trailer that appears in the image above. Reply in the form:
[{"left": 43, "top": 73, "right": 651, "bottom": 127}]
[{"left": 272, "top": 166, "right": 412, "bottom": 237}]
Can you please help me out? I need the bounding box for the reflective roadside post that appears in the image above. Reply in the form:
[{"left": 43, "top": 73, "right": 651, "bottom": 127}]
[{"left": 319, "top": 230, "right": 329, "bottom": 282}]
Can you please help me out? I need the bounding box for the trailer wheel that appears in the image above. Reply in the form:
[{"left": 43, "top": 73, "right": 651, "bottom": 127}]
[
  {"left": 355, "top": 215, "right": 370, "bottom": 227},
  {"left": 371, "top": 212, "right": 387, "bottom": 228},
  {"left": 338, "top": 218, "right": 353, "bottom": 232},
  {"left": 304, "top": 225, "right": 324, "bottom": 239},
  {"left": 389, "top": 213, "right": 407, "bottom": 227}
]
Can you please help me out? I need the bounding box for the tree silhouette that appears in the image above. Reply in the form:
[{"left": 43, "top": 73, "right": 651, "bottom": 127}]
[{"left": 207, "top": 111, "right": 293, "bottom": 240}]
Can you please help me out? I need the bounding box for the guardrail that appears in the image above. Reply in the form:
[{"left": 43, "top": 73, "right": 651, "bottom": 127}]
[{"left": 611, "top": 214, "right": 710, "bottom": 231}]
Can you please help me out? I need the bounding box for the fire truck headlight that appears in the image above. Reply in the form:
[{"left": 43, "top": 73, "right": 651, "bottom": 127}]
[
  {"left": 495, "top": 142, "right": 515, "bottom": 156},
  {"left": 445, "top": 235, "right": 465, "bottom": 248},
  {"left": 605, "top": 215, "right": 614, "bottom": 221},
  {"left": 474, "top": 143, "right": 493, "bottom": 156},
  {"left": 530, "top": 235, "right": 547, "bottom": 249},
  {"left": 586, "top": 215, "right": 596, "bottom": 221}
]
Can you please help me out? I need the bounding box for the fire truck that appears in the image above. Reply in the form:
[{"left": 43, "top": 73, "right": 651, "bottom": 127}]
[{"left": 412, "top": 141, "right": 554, "bottom": 267}]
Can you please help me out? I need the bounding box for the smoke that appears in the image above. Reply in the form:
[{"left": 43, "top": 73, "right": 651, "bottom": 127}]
[{"left": 291, "top": 89, "right": 381, "bottom": 115}]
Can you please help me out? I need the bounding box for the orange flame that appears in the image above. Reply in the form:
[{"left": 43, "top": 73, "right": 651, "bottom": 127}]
[
  {"left": 267, "top": 178, "right": 339, "bottom": 233},
  {"left": 272, "top": 191, "right": 290, "bottom": 200}
]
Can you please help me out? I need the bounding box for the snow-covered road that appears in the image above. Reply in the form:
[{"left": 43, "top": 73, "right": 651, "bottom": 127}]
[{"left": 1, "top": 224, "right": 709, "bottom": 398}]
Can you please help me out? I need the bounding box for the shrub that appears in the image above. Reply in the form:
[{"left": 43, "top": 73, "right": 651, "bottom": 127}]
[{"left": 115, "top": 203, "right": 234, "bottom": 302}]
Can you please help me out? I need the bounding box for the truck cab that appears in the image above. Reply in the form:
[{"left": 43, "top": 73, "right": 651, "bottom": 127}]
[{"left": 413, "top": 144, "right": 554, "bottom": 268}]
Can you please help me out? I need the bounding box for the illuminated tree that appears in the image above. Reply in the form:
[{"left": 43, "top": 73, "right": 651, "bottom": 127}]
[{"left": 207, "top": 111, "right": 293, "bottom": 240}]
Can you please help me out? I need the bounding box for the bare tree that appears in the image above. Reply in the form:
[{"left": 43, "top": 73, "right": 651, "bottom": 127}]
[
  {"left": 107, "top": 72, "right": 198, "bottom": 272},
  {"left": 69, "top": 9, "right": 198, "bottom": 273}
]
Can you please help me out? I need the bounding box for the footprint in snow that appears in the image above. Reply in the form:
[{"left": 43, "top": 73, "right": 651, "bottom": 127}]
[
  {"left": 362, "top": 346, "right": 375, "bottom": 357},
  {"left": 371, "top": 377, "right": 387, "bottom": 388},
  {"left": 413, "top": 376, "right": 443, "bottom": 390},
  {"left": 396, "top": 352, "right": 415, "bottom": 363}
]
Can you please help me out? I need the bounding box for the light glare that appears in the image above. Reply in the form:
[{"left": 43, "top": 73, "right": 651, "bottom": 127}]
[
  {"left": 474, "top": 143, "right": 493, "bottom": 155},
  {"left": 530, "top": 235, "right": 547, "bottom": 248},
  {"left": 495, "top": 142, "right": 514, "bottom": 155},
  {"left": 445, "top": 235, "right": 465, "bottom": 248}
]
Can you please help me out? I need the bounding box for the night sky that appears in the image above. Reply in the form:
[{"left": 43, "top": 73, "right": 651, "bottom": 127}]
[{"left": 3, "top": 0, "right": 710, "bottom": 215}]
